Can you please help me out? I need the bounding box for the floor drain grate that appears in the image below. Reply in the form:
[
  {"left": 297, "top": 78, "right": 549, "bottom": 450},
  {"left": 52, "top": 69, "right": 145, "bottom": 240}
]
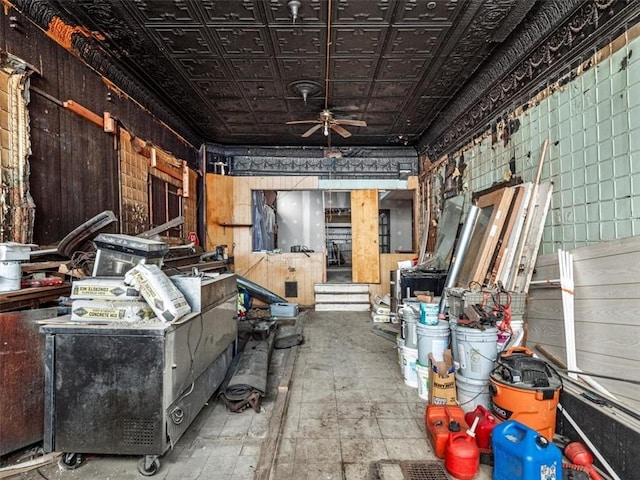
[
  {"left": 371, "top": 460, "right": 449, "bottom": 480},
  {"left": 400, "top": 461, "right": 449, "bottom": 480}
]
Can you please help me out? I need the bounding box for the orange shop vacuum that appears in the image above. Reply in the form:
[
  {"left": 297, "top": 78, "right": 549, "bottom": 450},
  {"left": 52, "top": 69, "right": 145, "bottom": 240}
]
[{"left": 489, "top": 346, "right": 562, "bottom": 440}]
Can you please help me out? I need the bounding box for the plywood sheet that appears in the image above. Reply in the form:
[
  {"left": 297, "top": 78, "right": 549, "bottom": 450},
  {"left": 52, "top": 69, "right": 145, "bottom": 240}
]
[
  {"left": 205, "top": 173, "right": 235, "bottom": 250},
  {"left": 236, "top": 252, "right": 323, "bottom": 306},
  {"left": 351, "top": 189, "right": 380, "bottom": 284}
]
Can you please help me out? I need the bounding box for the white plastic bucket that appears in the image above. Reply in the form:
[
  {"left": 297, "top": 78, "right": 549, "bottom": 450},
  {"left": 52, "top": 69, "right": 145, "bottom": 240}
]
[
  {"left": 402, "top": 346, "right": 419, "bottom": 388},
  {"left": 496, "top": 319, "right": 525, "bottom": 352},
  {"left": 419, "top": 302, "right": 440, "bottom": 325},
  {"left": 397, "top": 335, "right": 405, "bottom": 375},
  {"left": 456, "top": 325, "right": 498, "bottom": 381},
  {"left": 416, "top": 320, "right": 450, "bottom": 366},
  {"left": 449, "top": 317, "right": 460, "bottom": 370},
  {"left": 401, "top": 307, "right": 418, "bottom": 349},
  {"left": 415, "top": 361, "right": 430, "bottom": 400},
  {"left": 456, "top": 372, "right": 492, "bottom": 414},
  {"left": 0, "top": 260, "right": 21, "bottom": 292}
]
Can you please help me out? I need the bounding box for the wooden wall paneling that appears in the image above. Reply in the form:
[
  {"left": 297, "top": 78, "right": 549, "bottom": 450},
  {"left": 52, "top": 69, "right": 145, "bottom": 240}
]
[
  {"left": 205, "top": 173, "right": 235, "bottom": 251},
  {"left": 4, "top": 7, "right": 197, "bottom": 244},
  {"left": 351, "top": 189, "right": 381, "bottom": 284},
  {"left": 238, "top": 252, "right": 323, "bottom": 306}
]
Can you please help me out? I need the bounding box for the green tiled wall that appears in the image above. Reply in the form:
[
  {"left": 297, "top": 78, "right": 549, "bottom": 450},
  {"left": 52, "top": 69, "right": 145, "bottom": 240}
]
[{"left": 460, "top": 32, "right": 639, "bottom": 255}]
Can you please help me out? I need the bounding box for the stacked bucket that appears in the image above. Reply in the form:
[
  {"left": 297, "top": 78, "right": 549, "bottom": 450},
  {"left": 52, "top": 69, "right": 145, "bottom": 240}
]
[
  {"left": 446, "top": 288, "right": 527, "bottom": 414},
  {"left": 398, "top": 298, "right": 450, "bottom": 399}
]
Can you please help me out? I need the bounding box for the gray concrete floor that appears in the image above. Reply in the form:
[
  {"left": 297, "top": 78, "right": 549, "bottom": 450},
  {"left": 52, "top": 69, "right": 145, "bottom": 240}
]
[{"left": 8, "top": 311, "right": 493, "bottom": 480}]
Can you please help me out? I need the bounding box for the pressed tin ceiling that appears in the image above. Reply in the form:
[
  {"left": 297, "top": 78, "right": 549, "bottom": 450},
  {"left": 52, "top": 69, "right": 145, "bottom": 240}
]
[{"left": 32, "top": 0, "right": 638, "bottom": 153}]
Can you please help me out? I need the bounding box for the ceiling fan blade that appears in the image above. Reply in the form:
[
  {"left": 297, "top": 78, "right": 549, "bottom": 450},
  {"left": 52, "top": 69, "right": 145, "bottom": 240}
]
[
  {"left": 334, "top": 119, "right": 367, "bottom": 127},
  {"left": 286, "top": 120, "right": 320, "bottom": 125},
  {"left": 331, "top": 124, "right": 352, "bottom": 138},
  {"left": 302, "top": 123, "right": 324, "bottom": 137}
]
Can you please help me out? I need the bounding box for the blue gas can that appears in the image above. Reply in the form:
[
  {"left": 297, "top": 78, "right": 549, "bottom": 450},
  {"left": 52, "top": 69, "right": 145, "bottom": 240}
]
[{"left": 492, "top": 420, "right": 563, "bottom": 480}]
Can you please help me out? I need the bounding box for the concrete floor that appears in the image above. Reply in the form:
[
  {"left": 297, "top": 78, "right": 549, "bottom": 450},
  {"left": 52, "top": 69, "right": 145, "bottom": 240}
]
[{"left": 8, "top": 311, "right": 493, "bottom": 480}]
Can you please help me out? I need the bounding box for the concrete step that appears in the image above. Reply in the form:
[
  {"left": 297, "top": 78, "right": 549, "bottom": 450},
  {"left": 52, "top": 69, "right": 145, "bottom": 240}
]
[
  {"left": 314, "top": 303, "right": 371, "bottom": 312},
  {"left": 315, "top": 293, "right": 370, "bottom": 304},
  {"left": 314, "top": 283, "right": 369, "bottom": 294}
]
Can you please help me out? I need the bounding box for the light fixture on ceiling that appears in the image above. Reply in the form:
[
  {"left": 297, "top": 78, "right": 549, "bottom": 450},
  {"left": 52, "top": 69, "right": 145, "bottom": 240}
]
[
  {"left": 288, "top": 0, "right": 301, "bottom": 24},
  {"left": 323, "top": 123, "right": 329, "bottom": 136},
  {"left": 289, "top": 80, "right": 322, "bottom": 105}
]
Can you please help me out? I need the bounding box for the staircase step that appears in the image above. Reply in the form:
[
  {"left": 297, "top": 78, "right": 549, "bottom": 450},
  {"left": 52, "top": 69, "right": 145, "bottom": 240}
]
[
  {"left": 314, "top": 283, "right": 369, "bottom": 294},
  {"left": 315, "top": 293, "right": 369, "bottom": 303},
  {"left": 315, "top": 303, "right": 370, "bottom": 312}
]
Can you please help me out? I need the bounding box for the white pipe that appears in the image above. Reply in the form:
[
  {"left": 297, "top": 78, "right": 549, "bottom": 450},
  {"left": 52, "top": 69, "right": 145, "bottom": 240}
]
[{"left": 558, "top": 404, "right": 621, "bottom": 480}]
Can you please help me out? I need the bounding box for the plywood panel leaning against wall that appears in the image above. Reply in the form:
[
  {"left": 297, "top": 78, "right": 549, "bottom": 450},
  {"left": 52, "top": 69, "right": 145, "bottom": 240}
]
[
  {"left": 205, "top": 173, "right": 235, "bottom": 251},
  {"left": 351, "top": 189, "right": 380, "bottom": 284},
  {"left": 528, "top": 236, "right": 640, "bottom": 411},
  {"left": 0, "top": 65, "right": 35, "bottom": 243}
]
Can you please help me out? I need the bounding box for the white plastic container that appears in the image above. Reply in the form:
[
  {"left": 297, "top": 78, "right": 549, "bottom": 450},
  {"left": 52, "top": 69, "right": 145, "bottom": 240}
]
[
  {"left": 456, "top": 325, "right": 498, "bottom": 381},
  {"left": 415, "top": 361, "right": 430, "bottom": 400},
  {"left": 416, "top": 320, "right": 450, "bottom": 365},
  {"left": 402, "top": 346, "right": 419, "bottom": 388},
  {"left": 456, "top": 372, "right": 492, "bottom": 414}
]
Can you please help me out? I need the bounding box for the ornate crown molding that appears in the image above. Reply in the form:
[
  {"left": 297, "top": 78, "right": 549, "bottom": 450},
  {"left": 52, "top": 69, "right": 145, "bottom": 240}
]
[{"left": 419, "top": 0, "right": 639, "bottom": 159}]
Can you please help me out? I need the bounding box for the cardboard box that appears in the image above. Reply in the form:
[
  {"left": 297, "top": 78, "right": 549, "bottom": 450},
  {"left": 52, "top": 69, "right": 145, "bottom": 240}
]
[{"left": 428, "top": 349, "right": 457, "bottom": 405}]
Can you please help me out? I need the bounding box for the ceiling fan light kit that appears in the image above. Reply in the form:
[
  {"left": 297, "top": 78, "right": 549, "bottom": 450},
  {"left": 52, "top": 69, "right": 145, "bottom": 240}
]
[{"left": 285, "top": 0, "right": 367, "bottom": 142}]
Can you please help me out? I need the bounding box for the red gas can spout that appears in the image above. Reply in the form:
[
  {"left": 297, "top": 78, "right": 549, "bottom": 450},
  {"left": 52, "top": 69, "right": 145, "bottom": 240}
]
[{"left": 564, "top": 442, "right": 604, "bottom": 480}]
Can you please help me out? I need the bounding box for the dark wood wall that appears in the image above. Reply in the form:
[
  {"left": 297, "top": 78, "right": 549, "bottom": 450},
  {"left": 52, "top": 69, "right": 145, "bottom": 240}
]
[{"left": 1, "top": 6, "right": 199, "bottom": 245}]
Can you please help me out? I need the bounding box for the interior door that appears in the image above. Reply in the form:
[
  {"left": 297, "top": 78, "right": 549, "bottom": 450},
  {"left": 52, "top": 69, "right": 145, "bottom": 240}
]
[{"left": 351, "top": 189, "right": 380, "bottom": 283}]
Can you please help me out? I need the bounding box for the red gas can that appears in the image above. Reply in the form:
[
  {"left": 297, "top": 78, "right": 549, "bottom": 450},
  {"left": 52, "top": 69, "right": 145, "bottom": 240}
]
[
  {"left": 465, "top": 404, "right": 499, "bottom": 450},
  {"left": 445, "top": 432, "right": 480, "bottom": 480},
  {"left": 425, "top": 405, "right": 469, "bottom": 458}
]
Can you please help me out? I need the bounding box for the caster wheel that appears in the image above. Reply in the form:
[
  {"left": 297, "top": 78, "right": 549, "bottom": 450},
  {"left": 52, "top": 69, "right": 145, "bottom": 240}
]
[
  {"left": 59, "top": 452, "right": 84, "bottom": 470},
  {"left": 138, "top": 457, "right": 160, "bottom": 476}
]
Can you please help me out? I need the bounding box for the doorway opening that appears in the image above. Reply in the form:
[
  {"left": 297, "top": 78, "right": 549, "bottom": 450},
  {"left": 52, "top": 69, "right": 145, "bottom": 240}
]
[{"left": 325, "top": 191, "right": 352, "bottom": 283}]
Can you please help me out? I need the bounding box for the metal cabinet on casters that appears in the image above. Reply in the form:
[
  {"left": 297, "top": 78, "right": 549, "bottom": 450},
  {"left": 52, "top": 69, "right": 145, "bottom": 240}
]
[{"left": 40, "top": 274, "right": 237, "bottom": 476}]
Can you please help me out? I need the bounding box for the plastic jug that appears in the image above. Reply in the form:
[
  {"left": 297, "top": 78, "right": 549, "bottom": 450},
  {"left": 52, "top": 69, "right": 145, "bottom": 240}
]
[
  {"left": 465, "top": 404, "right": 498, "bottom": 449},
  {"left": 492, "top": 420, "right": 563, "bottom": 480},
  {"left": 445, "top": 431, "right": 479, "bottom": 480}
]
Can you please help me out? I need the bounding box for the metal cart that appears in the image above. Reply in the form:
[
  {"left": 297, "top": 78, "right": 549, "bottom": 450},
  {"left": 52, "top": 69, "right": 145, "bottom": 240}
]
[{"left": 40, "top": 274, "right": 237, "bottom": 476}]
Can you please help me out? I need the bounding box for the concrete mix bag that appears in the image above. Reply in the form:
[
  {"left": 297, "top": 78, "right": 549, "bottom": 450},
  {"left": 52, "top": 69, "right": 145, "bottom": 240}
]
[
  {"left": 71, "top": 300, "right": 155, "bottom": 322},
  {"left": 71, "top": 277, "right": 141, "bottom": 300},
  {"left": 125, "top": 263, "right": 192, "bottom": 322}
]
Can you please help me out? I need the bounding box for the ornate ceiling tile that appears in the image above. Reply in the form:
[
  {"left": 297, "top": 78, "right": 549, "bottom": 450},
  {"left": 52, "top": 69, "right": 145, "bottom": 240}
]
[
  {"left": 386, "top": 27, "right": 445, "bottom": 55},
  {"left": 332, "top": 58, "right": 377, "bottom": 80},
  {"left": 133, "top": 0, "right": 194, "bottom": 23},
  {"left": 396, "top": 0, "right": 459, "bottom": 24},
  {"left": 212, "top": 27, "right": 268, "bottom": 55},
  {"left": 272, "top": 27, "right": 324, "bottom": 55},
  {"left": 179, "top": 58, "right": 228, "bottom": 79},
  {"left": 333, "top": 27, "right": 386, "bottom": 55},
  {"left": 334, "top": 0, "right": 393, "bottom": 24},
  {"left": 230, "top": 58, "right": 278, "bottom": 79},
  {"left": 378, "top": 57, "right": 428, "bottom": 79},
  {"left": 199, "top": 0, "right": 260, "bottom": 23}
]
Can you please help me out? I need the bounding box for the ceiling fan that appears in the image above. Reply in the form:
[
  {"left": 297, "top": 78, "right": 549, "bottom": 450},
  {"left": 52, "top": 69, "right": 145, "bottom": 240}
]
[
  {"left": 285, "top": 0, "right": 367, "bottom": 140},
  {"left": 286, "top": 109, "right": 367, "bottom": 138}
]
